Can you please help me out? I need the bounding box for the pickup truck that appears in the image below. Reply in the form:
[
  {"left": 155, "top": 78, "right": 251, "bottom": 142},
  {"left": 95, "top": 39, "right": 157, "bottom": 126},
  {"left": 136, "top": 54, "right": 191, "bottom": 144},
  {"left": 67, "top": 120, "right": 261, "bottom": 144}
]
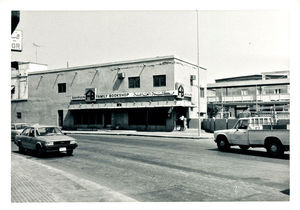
[{"left": 214, "top": 117, "right": 289, "bottom": 157}]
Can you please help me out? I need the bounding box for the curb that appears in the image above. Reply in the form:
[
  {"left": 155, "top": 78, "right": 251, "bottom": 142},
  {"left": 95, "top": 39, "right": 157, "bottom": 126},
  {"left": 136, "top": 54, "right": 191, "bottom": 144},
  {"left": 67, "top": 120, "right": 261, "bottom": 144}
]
[{"left": 63, "top": 131, "right": 213, "bottom": 139}]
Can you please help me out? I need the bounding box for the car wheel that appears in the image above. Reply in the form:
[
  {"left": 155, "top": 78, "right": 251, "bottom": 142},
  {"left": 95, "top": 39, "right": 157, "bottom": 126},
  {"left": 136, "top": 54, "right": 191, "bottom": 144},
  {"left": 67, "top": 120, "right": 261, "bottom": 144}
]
[
  {"left": 66, "top": 150, "right": 73, "bottom": 156},
  {"left": 217, "top": 137, "right": 230, "bottom": 152},
  {"left": 36, "top": 144, "right": 44, "bottom": 157},
  {"left": 239, "top": 145, "right": 250, "bottom": 151},
  {"left": 267, "top": 141, "right": 284, "bottom": 157},
  {"left": 18, "top": 143, "right": 25, "bottom": 154}
]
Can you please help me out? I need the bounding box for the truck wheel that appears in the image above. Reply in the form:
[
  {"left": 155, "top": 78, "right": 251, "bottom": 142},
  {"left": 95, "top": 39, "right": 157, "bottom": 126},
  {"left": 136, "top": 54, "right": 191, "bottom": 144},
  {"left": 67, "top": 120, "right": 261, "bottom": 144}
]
[
  {"left": 217, "top": 137, "right": 230, "bottom": 152},
  {"left": 239, "top": 145, "right": 250, "bottom": 151},
  {"left": 266, "top": 141, "right": 284, "bottom": 157}
]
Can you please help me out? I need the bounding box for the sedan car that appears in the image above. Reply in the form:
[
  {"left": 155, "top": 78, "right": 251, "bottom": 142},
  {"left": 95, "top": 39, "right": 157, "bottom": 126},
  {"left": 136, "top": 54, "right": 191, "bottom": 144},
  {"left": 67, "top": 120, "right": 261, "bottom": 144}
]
[
  {"left": 14, "top": 125, "right": 78, "bottom": 156},
  {"left": 11, "top": 123, "right": 29, "bottom": 141}
]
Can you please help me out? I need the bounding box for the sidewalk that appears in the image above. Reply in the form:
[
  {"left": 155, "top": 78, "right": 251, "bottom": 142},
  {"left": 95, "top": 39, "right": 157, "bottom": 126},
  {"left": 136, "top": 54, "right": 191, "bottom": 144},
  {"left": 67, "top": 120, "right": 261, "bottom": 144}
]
[
  {"left": 11, "top": 154, "right": 136, "bottom": 202},
  {"left": 63, "top": 128, "right": 213, "bottom": 139}
]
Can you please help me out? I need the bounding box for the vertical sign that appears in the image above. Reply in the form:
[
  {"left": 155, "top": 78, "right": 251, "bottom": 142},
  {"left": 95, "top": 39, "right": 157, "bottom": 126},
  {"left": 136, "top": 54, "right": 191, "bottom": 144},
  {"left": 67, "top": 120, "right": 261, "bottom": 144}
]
[
  {"left": 11, "top": 30, "right": 23, "bottom": 52},
  {"left": 177, "top": 85, "right": 184, "bottom": 98}
]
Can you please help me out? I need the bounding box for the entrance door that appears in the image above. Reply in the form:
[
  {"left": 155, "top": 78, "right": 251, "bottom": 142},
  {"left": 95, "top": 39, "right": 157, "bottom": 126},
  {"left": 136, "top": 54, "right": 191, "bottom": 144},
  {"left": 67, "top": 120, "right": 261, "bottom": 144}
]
[
  {"left": 104, "top": 112, "right": 111, "bottom": 128},
  {"left": 58, "top": 110, "right": 63, "bottom": 127}
]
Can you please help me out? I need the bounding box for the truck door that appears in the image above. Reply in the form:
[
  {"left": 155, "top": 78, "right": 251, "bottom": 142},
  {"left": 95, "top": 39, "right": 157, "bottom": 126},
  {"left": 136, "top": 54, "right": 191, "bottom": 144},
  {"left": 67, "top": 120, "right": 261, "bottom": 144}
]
[{"left": 231, "top": 119, "right": 249, "bottom": 145}]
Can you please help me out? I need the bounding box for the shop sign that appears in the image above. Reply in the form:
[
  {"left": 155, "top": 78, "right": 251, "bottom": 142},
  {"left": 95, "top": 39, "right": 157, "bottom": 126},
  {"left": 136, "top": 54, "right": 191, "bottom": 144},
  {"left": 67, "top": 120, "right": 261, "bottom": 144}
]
[
  {"left": 177, "top": 85, "right": 184, "bottom": 98},
  {"left": 71, "top": 90, "right": 183, "bottom": 101},
  {"left": 85, "top": 88, "right": 96, "bottom": 102}
]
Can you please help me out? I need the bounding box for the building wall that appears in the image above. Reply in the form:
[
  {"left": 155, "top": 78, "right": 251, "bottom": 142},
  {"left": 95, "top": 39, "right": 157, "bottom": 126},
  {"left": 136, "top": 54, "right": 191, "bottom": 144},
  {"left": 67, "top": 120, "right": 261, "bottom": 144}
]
[
  {"left": 207, "top": 72, "right": 290, "bottom": 119},
  {"left": 11, "top": 57, "right": 204, "bottom": 131},
  {"left": 174, "top": 60, "right": 207, "bottom": 127}
]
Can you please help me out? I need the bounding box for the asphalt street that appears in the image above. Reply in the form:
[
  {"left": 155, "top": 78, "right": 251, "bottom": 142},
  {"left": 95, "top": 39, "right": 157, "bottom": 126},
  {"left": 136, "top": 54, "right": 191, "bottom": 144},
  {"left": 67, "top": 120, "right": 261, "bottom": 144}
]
[{"left": 11, "top": 134, "right": 290, "bottom": 201}]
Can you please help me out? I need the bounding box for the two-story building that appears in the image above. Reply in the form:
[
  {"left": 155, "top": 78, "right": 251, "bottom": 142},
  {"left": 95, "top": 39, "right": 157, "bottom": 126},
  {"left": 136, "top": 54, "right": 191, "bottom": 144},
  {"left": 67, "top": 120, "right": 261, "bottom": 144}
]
[
  {"left": 11, "top": 56, "right": 207, "bottom": 131},
  {"left": 207, "top": 71, "right": 290, "bottom": 119}
]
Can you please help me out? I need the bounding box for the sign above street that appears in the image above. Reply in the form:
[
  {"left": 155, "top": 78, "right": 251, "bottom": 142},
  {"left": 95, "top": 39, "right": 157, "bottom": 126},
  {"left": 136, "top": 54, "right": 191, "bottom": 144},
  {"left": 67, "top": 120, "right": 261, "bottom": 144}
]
[{"left": 11, "top": 30, "right": 23, "bottom": 52}]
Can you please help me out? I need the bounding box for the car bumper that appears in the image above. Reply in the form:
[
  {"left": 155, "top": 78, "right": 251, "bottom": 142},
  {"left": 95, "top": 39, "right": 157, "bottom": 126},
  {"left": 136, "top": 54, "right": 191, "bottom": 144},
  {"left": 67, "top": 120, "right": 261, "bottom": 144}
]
[{"left": 42, "top": 143, "right": 78, "bottom": 153}]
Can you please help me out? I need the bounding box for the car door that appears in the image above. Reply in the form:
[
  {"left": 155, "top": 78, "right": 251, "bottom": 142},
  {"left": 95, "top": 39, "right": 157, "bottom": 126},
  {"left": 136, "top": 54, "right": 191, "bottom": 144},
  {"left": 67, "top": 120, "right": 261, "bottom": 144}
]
[
  {"left": 19, "top": 127, "right": 30, "bottom": 148},
  {"left": 27, "top": 128, "right": 37, "bottom": 150},
  {"left": 230, "top": 119, "right": 249, "bottom": 145}
]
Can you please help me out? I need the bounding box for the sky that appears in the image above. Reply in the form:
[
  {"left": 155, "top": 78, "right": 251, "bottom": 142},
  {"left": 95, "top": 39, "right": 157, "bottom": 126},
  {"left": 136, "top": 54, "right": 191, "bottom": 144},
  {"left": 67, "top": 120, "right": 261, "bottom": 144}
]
[{"left": 11, "top": 10, "right": 290, "bottom": 83}]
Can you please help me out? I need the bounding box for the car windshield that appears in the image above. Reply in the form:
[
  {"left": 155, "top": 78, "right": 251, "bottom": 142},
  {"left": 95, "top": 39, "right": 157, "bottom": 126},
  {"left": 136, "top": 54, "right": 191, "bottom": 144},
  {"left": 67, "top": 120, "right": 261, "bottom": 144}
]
[
  {"left": 36, "top": 127, "right": 63, "bottom": 136},
  {"left": 15, "top": 124, "right": 28, "bottom": 130}
]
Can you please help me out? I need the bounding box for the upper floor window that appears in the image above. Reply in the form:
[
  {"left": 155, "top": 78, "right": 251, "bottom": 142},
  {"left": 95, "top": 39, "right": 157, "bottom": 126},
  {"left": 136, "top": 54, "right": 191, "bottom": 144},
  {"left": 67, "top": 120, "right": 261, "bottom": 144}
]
[
  {"left": 153, "top": 75, "right": 166, "bottom": 87},
  {"left": 274, "top": 89, "right": 281, "bottom": 94},
  {"left": 241, "top": 89, "right": 248, "bottom": 96},
  {"left": 11, "top": 85, "right": 15, "bottom": 95},
  {"left": 200, "top": 88, "right": 205, "bottom": 98},
  {"left": 58, "top": 83, "right": 66, "bottom": 93},
  {"left": 128, "top": 77, "right": 140, "bottom": 88}
]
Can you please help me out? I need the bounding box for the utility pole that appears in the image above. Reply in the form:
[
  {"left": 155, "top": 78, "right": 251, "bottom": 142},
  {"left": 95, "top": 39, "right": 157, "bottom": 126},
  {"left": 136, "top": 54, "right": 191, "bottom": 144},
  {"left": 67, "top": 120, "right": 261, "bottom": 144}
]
[{"left": 196, "top": 10, "right": 201, "bottom": 137}]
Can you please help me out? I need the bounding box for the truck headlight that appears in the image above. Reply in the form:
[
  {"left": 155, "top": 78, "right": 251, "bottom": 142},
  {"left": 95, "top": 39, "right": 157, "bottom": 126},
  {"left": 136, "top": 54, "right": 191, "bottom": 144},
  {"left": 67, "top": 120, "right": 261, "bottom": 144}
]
[
  {"left": 70, "top": 140, "right": 77, "bottom": 144},
  {"left": 45, "top": 142, "right": 54, "bottom": 146}
]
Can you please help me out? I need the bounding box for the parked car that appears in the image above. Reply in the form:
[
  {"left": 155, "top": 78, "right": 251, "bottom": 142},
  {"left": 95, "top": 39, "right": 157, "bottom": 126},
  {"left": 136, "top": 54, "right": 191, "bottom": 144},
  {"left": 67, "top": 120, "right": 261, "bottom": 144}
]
[
  {"left": 14, "top": 125, "right": 78, "bottom": 156},
  {"left": 11, "top": 123, "right": 29, "bottom": 141},
  {"left": 214, "top": 117, "right": 289, "bottom": 157}
]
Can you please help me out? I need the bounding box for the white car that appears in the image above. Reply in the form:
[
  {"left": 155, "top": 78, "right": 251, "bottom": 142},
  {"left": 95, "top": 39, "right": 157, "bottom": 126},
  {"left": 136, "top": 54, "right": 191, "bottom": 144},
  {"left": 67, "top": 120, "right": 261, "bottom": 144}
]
[{"left": 14, "top": 125, "right": 78, "bottom": 156}]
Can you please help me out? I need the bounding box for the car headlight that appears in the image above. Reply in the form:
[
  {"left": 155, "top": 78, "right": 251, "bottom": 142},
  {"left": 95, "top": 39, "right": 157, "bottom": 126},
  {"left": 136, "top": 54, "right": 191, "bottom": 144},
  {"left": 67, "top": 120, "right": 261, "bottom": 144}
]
[
  {"left": 70, "top": 140, "right": 77, "bottom": 144},
  {"left": 45, "top": 142, "right": 54, "bottom": 146}
]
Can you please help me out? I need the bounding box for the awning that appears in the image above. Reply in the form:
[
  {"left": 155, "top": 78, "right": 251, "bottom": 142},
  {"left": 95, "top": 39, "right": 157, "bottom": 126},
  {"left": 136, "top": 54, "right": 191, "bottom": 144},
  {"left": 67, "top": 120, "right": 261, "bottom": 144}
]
[{"left": 68, "top": 100, "right": 196, "bottom": 110}]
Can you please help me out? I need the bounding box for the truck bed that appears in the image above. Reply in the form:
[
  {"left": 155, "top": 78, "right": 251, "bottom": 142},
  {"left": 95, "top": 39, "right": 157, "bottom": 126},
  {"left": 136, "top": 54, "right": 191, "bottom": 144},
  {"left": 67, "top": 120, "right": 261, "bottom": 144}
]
[{"left": 248, "top": 129, "right": 290, "bottom": 146}]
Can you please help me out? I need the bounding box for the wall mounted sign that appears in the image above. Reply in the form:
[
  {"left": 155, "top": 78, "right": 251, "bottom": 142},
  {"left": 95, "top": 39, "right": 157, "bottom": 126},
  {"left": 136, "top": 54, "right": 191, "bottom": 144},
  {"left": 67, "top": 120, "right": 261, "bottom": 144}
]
[
  {"left": 85, "top": 88, "right": 96, "bottom": 102},
  {"left": 177, "top": 85, "right": 184, "bottom": 98},
  {"left": 72, "top": 90, "right": 192, "bottom": 101}
]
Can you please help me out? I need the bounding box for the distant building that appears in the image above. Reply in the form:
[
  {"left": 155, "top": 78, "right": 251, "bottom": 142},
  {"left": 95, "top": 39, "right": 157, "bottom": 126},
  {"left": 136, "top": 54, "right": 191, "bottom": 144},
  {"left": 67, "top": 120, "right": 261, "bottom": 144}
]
[
  {"left": 207, "top": 71, "right": 290, "bottom": 119},
  {"left": 11, "top": 61, "right": 48, "bottom": 101},
  {"left": 11, "top": 56, "right": 207, "bottom": 131}
]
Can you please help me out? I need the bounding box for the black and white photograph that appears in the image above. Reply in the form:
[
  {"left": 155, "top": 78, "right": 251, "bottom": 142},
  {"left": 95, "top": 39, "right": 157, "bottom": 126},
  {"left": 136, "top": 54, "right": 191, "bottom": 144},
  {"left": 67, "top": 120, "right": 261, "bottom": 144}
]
[{"left": 2, "top": 0, "right": 300, "bottom": 209}]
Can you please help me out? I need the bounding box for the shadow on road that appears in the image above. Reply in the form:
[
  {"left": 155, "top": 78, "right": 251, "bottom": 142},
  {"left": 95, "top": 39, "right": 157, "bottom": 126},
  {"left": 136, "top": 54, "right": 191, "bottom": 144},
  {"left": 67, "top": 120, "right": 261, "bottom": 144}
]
[
  {"left": 280, "top": 189, "right": 290, "bottom": 195},
  {"left": 12, "top": 150, "right": 72, "bottom": 159},
  {"left": 208, "top": 148, "right": 290, "bottom": 160}
]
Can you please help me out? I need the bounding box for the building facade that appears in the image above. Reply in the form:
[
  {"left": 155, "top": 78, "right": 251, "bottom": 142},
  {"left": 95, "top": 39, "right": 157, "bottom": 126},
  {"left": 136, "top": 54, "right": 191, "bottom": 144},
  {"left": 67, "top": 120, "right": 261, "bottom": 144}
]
[
  {"left": 207, "top": 71, "right": 290, "bottom": 119},
  {"left": 11, "top": 56, "right": 207, "bottom": 131}
]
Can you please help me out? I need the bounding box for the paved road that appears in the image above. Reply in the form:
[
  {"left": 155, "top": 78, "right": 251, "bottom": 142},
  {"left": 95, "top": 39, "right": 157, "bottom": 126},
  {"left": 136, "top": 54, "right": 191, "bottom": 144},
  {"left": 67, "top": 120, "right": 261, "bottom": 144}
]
[{"left": 11, "top": 134, "right": 289, "bottom": 201}]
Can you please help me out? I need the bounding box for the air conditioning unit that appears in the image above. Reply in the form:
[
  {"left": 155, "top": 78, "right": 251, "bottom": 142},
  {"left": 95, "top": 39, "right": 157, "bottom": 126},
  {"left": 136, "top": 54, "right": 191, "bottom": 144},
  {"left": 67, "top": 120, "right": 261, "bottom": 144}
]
[{"left": 118, "top": 72, "right": 125, "bottom": 79}]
